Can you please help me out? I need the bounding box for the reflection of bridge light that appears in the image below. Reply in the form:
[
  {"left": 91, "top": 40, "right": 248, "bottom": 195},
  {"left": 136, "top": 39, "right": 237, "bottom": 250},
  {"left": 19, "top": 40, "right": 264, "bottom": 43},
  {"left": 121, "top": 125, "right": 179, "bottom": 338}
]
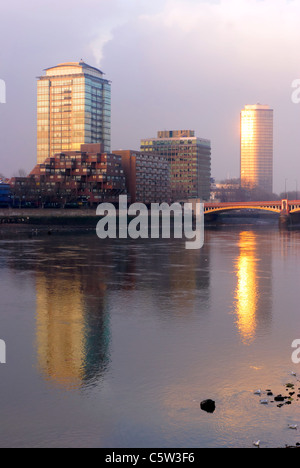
[{"left": 234, "top": 231, "right": 258, "bottom": 344}]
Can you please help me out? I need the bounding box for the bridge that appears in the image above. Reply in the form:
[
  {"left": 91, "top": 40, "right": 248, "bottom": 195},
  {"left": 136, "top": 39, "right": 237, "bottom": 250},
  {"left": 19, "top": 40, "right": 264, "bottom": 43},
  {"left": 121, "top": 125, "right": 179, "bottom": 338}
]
[{"left": 204, "top": 199, "right": 300, "bottom": 216}]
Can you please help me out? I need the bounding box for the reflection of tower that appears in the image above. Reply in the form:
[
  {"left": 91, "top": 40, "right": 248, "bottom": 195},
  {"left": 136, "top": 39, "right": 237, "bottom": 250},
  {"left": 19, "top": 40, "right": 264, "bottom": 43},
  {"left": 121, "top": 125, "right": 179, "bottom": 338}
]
[
  {"left": 278, "top": 229, "right": 300, "bottom": 259},
  {"left": 167, "top": 242, "right": 210, "bottom": 314},
  {"left": 128, "top": 238, "right": 211, "bottom": 316},
  {"left": 36, "top": 272, "right": 110, "bottom": 389},
  {"left": 234, "top": 231, "right": 272, "bottom": 344},
  {"left": 235, "top": 232, "right": 258, "bottom": 343}
]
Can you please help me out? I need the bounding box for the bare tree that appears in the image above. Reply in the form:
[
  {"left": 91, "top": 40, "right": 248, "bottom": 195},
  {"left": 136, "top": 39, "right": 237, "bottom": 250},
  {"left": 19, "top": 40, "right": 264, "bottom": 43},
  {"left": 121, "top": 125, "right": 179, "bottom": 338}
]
[{"left": 13, "top": 169, "right": 28, "bottom": 178}]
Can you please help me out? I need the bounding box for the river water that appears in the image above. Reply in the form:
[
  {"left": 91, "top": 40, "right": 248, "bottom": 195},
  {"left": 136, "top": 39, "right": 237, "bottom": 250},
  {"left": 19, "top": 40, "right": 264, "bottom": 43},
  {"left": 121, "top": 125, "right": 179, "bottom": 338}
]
[{"left": 0, "top": 226, "right": 300, "bottom": 448}]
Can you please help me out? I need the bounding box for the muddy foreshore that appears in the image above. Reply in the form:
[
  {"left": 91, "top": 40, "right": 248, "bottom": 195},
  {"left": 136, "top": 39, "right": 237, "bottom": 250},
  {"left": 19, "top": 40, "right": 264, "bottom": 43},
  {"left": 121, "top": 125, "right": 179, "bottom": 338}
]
[{"left": 0, "top": 209, "right": 99, "bottom": 237}]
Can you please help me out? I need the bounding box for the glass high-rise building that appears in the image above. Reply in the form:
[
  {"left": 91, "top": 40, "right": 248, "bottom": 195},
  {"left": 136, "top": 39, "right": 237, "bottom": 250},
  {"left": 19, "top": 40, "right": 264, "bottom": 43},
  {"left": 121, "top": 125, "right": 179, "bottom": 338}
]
[
  {"left": 240, "top": 104, "right": 273, "bottom": 194},
  {"left": 140, "top": 130, "right": 211, "bottom": 201},
  {"left": 37, "top": 61, "right": 111, "bottom": 164}
]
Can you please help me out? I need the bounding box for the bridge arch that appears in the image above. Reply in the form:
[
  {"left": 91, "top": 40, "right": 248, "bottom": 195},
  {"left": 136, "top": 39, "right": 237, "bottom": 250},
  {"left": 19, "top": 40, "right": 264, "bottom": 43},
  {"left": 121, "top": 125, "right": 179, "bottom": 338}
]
[{"left": 204, "top": 205, "right": 281, "bottom": 215}]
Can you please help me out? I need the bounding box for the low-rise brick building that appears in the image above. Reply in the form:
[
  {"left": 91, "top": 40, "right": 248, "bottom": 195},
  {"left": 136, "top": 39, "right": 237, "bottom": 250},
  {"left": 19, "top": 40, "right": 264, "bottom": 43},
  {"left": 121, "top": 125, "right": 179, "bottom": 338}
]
[{"left": 10, "top": 144, "right": 127, "bottom": 207}]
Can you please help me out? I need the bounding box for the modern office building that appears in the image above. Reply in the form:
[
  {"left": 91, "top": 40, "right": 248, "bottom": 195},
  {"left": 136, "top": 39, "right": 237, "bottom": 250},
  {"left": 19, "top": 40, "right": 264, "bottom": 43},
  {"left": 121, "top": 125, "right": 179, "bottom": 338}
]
[
  {"left": 113, "top": 150, "right": 171, "bottom": 204},
  {"left": 240, "top": 104, "right": 273, "bottom": 194},
  {"left": 37, "top": 61, "right": 111, "bottom": 165},
  {"left": 140, "top": 130, "right": 211, "bottom": 201}
]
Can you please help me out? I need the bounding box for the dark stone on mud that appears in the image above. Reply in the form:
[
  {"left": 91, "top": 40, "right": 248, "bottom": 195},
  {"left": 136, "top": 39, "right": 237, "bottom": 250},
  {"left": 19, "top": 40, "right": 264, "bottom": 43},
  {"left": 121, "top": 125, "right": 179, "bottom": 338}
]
[
  {"left": 200, "top": 399, "right": 216, "bottom": 413},
  {"left": 274, "top": 395, "right": 285, "bottom": 402}
]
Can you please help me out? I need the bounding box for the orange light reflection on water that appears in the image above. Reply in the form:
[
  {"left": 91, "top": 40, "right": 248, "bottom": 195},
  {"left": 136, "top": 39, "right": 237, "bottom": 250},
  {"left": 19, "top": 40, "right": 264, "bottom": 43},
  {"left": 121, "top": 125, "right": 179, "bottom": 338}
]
[{"left": 234, "top": 231, "right": 259, "bottom": 344}]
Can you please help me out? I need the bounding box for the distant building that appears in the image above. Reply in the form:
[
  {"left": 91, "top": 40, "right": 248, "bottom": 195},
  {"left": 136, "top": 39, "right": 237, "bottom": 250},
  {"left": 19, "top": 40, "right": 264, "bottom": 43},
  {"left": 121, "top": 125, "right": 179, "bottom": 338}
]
[
  {"left": 0, "top": 183, "right": 11, "bottom": 206},
  {"left": 140, "top": 130, "right": 211, "bottom": 201},
  {"left": 10, "top": 144, "right": 126, "bottom": 207},
  {"left": 113, "top": 150, "right": 171, "bottom": 204},
  {"left": 37, "top": 61, "right": 111, "bottom": 164},
  {"left": 240, "top": 104, "right": 273, "bottom": 194},
  {"left": 212, "top": 179, "right": 245, "bottom": 202}
]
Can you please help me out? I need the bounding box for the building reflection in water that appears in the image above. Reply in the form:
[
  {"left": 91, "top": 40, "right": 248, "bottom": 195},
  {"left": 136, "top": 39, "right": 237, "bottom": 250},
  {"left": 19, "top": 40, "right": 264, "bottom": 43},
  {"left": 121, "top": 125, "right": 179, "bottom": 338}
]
[
  {"left": 234, "top": 230, "right": 272, "bottom": 344},
  {"left": 35, "top": 271, "right": 110, "bottom": 390},
  {"left": 33, "top": 238, "right": 116, "bottom": 391},
  {"left": 234, "top": 231, "right": 258, "bottom": 343},
  {"left": 126, "top": 238, "right": 211, "bottom": 318},
  {"left": 33, "top": 235, "right": 211, "bottom": 389}
]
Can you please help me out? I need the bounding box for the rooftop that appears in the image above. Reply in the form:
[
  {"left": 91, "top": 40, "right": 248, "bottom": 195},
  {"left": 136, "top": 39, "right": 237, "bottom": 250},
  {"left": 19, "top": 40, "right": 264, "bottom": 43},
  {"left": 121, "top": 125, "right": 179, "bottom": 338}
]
[
  {"left": 243, "top": 104, "right": 272, "bottom": 111},
  {"left": 40, "top": 60, "right": 105, "bottom": 79}
]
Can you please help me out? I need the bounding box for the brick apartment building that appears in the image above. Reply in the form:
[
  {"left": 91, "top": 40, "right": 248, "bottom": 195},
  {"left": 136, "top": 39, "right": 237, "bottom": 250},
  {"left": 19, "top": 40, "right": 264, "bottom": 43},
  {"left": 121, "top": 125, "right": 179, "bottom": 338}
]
[{"left": 10, "top": 144, "right": 127, "bottom": 207}]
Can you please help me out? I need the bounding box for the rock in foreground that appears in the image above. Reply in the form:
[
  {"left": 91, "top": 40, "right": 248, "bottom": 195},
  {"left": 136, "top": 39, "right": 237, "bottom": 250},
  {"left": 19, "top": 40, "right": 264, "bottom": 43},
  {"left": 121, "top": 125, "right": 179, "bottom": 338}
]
[{"left": 200, "top": 399, "right": 216, "bottom": 413}]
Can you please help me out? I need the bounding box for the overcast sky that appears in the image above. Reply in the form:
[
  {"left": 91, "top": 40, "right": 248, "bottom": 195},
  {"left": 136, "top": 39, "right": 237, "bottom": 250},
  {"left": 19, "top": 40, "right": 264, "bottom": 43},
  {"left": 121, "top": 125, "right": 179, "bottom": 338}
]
[{"left": 1, "top": 0, "right": 300, "bottom": 193}]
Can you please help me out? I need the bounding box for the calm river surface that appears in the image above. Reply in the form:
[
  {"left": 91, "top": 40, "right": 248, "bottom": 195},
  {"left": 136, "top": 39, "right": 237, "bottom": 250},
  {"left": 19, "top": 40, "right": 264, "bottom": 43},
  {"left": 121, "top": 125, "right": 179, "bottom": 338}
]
[{"left": 1, "top": 226, "right": 300, "bottom": 448}]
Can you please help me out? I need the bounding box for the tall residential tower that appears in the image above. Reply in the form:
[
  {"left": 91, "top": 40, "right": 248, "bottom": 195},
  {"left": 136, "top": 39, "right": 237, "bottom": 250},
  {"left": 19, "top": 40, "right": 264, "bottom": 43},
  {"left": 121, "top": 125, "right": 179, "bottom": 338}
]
[
  {"left": 37, "top": 61, "right": 111, "bottom": 164},
  {"left": 240, "top": 104, "right": 273, "bottom": 194}
]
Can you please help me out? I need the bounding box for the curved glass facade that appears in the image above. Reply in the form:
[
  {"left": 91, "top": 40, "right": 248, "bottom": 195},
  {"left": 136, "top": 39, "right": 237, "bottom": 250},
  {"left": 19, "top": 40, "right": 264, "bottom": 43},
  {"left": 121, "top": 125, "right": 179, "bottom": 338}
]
[{"left": 240, "top": 104, "right": 273, "bottom": 194}]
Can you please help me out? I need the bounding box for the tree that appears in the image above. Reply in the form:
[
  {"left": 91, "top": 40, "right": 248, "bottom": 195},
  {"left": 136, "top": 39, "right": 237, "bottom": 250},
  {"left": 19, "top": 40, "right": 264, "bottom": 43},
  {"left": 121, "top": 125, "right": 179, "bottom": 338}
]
[
  {"left": 13, "top": 169, "right": 28, "bottom": 178},
  {"left": 279, "top": 191, "right": 299, "bottom": 200}
]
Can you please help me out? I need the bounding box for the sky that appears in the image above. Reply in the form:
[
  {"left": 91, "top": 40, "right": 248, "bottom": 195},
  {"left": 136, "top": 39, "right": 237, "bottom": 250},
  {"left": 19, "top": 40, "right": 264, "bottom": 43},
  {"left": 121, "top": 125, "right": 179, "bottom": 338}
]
[{"left": 1, "top": 0, "right": 300, "bottom": 193}]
